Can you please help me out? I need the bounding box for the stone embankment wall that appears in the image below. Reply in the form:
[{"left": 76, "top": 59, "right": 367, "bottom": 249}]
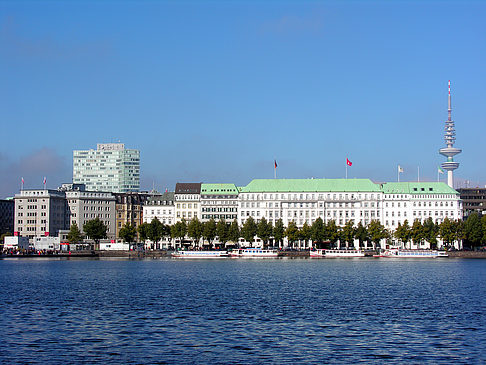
[{"left": 447, "top": 251, "right": 486, "bottom": 259}]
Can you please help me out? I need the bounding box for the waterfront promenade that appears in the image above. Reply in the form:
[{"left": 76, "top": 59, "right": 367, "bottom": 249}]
[{"left": 2, "top": 249, "right": 486, "bottom": 259}]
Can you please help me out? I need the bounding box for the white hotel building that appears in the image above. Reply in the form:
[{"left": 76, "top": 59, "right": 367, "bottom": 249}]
[{"left": 238, "top": 179, "right": 462, "bottom": 229}]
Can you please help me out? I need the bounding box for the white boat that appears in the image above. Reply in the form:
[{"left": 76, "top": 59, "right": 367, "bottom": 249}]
[
  {"left": 309, "top": 249, "right": 325, "bottom": 258},
  {"left": 230, "top": 248, "right": 279, "bottom": 258},
  {"left": 322, "top": 249, "right": 366, "bottom": 257},
  {"left": 171, "top": 250, "right": 229, "bottom": 258},
  {"left": 375, "top": 249, "right": 448, "bottom": 258}
]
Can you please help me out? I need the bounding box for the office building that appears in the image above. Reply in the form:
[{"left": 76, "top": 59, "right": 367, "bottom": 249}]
[{"left": 73, "top": 143, "right": 140, "bottom": 193}]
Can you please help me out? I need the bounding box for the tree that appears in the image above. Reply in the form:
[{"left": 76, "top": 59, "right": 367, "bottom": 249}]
[
  {"left": 147, "top": 218, "right": 164, "bottom": 249},
  {"left": 326, "top": 220, "right": 340, "bottom": 247},
  {"left": 83, "top": 217, "right": 108, "bottom": 250},
  {"left": 119, "top": 223, "right": 137, "bottom": 249},
  {"left": 464, "top": 212, "right": 483, "bottom": 249},
  {"left": 299, "top": 222, "right": 312, "bottom": 248},
  {"left": 187, "top": 218, "right": 203, "bottom": 247},
  {"left": 202, "top": 218, "right": 217, "bottom": 247},
  {"left": 410, "top": 219, "right": 425, "bottom": 247},
  {"left": 285, "top": 221, "right": 299, "bottom": 247},
  {"left": 257, "top": 217, "right": 273, "bottom": 247},
  {"left": 355, "top": 222, "right": 369, "bottom": 248},
  {"left": 228, "top": 219, "right": 240, "bottom": 245},
  {"left": 216, "top": 219, "right": 230, "bottom": 247},
  {"left": 138, "top": 222, "right": 149, "bottom": 242},
  {"left": 423, "top": 218, "right": 439, "bottom": 249},
  {"left": 367, "top": 220, "right": 387, "bottom": 249},
  {"left": 439, "top": 217, "right": 456, "bottom": 248},
  {"left": 241, "top": 217, "right": 257, "bottom": 247},
  {"left": 273, "top": 219, "right": 285, "bottom": 248},
  {"left": 482, "top": 215, "right": 486, "bottom": 244},
  {"left": 67, "top": 222, "right": 83, "bottom": 246},
  {"left": 311, "top": 217, "right": 326, "bottom": 248},
  {"left": 341, "top": 220, "right": 355, "bottom": 248},
  {"left": 394, "top": 220, "right": 411, "bottom": 248},
  {"left": 171, "top": 219, "right": 187, "bottom": 246}
]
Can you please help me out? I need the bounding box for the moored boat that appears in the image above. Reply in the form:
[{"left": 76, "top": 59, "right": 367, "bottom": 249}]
[
  {"left": 322, "top": 249, "right": 366, "bottom": 257},
  {"left": 374, "top": 249, "right": 448, "bottom": 258},
  {"left": 309, "top": 248, "right": 366, "bottom": 257},
  {"left": 309, "top": 249, "right": 325, "bottom": 258},
  {"left": 229, "top": 248, "right": 279, "bottom": 258},
  {"left": 171, "top": 250, "right": 229, "bottom": 258}
]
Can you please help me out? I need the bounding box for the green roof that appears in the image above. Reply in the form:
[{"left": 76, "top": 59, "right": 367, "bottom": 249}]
[
  {"left": 201, "top": 183, "right": 239, "bottom": 195},
  {"left": 381, "top": 182, "right": 459, "bottom": 195},
  {"left": 240, "top": 179, "right": 382, "bottom": 193}
]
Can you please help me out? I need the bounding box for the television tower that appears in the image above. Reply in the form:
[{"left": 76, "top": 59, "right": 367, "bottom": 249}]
[{"left": 439, "top": 80, "right": 461, "bottom": 188}]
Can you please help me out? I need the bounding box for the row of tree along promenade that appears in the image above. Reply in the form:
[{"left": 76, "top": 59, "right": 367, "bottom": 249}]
[{"left": 66, "top": 212, "right": 486, "bottom": 252}]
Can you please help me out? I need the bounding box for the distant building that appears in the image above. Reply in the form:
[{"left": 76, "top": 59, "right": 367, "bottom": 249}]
[
  {"left": 456, "top": 188, "right": 486, "bottom": 218},
  {"left": 0, "top": 199, "right": 14, "bottom": 236},
  {"left": 73, "top": 143, "right": 140, "bottom": 193},
  {"left": 114, "top": 192, "right": 151, "bottom": 239},
  {"left": 65, "top": 188, "right": 116, "bottom": 241},
  {"left": 174, "top": 183, "right": 201, "bottom": 222},
  {"left": 200, "top": 183, "right": 239, "bottom": 222},
  {"left": 238, "top": 179, "right": 462, "bottom": 249},
  {"left": 14, "top": 189, "right": 69, "bottom": 239},
  {"left": 143, "top": 192, "right": 175, "bottom": 225}
]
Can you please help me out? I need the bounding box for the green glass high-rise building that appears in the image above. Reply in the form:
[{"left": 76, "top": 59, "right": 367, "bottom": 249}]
[{"left": 73, "top": 143, "right": 140, "bottom": 193}]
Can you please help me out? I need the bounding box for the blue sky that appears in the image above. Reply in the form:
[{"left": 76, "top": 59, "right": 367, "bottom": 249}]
[{"left": 1, "top": 1, "right": 485, "bottom": 198}]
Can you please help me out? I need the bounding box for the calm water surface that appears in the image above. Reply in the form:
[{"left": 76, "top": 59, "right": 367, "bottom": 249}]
[{"left": 0, "top": 257, "right": 485, "bottom": 364}]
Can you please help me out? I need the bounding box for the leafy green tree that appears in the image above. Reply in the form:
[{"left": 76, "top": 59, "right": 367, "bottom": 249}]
[
  {"left": 464, "top": 212, "right": 483, "bottom": 249},
  {"left": 138, "top": 222, "right": 150, "bottom": 243},
  {"left": 310, "top": 217, "right": 326, "bottom": 247},
  {"left": 119, "top": 223, "right": 137, "bottom": 249},
  {"left": 285, "top": 221, "right": 299, "bottom": 247},
  {"left": 326, "top": 220, "right": 340, "bottom": 247},
  {"left": 216, "top": 219, "right": 230, "bottom": 247},
  {"left": 203, "top": 218, "right": 217, "bottom": 247},
  {"left": 83, "top": 217, "right": 108, "bottom": 250},
  {"left": 147, "top": 217, "right": 164, "bottom": 249},
  {"left": 67, "top": 222, "right": 83, "bottom": 246},
  {"left": 439, "top": 217, "right": 456, "bottom": 248},
  {"left": 410, "top": 219, "right": 425, "bottom": 247},
  {"left": 241, "top": 217, "right": 257, "bottom": 247},
  {"left": 228, "top": 219, "right": 240, "bottom": 245},
  {"left": 341, "top": 220, "right": 355, "bottom": 248},
  {"left": 355, "top": 222, "right": 369, "bottom": 248},
  {"left": 172, "top": 219, "right": 187, "bottom": 245},
  {"left": 257, "top": 217, "right": 273, "bottom": 247},
  {"left": 187, "top": 218, "right": 203, "bottom": 247},
  {"left": 367, "top": 220, "right": 387, "bottom": 249},
  {"left": 394, "top": 220, "right": 411, "bottom": 248},
  {"left": 455, "top": 219, "right": 465, "bottom": 246},
  {"left": 273, "top": 219, "right": 285, "bottom": 247},
  {"left": 423, "top": 218, "right": 439, "bottom": 249},
  {"left": 482, "top": 215, "right": 486, "bottom": 244},
  {"left": 299, "top": 222, "right": 312, "bottom": 248}
]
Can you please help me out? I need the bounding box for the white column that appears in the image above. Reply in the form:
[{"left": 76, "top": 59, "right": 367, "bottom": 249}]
[{"left": 447, "top": 171, "right": 453, "bottom": 188}]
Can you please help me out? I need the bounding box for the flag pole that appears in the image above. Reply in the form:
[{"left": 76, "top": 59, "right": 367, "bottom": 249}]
[
  {"left": 398, "top": 166, "right": 400, "bottom": 182},
  {"left": 345, "top": 164, "right": 348, "bottom": 179},
  {"left": 417, "top": 167, "right": 420, "bottom": 182}
]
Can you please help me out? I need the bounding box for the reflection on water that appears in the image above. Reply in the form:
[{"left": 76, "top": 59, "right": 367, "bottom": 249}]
[{"left": 0, "top": 258, "right": 485, "bottom": 363}]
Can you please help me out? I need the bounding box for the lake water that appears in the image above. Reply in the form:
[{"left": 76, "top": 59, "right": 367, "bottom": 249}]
[{"left": 0, "top": 257, "right": 485, "bottom": 364}]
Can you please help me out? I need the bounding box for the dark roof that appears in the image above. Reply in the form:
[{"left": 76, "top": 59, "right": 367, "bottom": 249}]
[{"left": 175, "top": 183, "right": 202, "bottom": 194}]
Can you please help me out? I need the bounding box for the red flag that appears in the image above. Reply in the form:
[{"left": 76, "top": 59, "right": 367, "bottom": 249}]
[
  {"left": 274, "top": 160, "right": 277, "bottom": 169},
  {"left": 21, "top": 177, "right": 24, "bottom": 184},
  {"left": 346, "top": 158, "right": 352, "bottom": 166},
  {"left": 43, "top": 177, "right": 47, "bottom": 185}
]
